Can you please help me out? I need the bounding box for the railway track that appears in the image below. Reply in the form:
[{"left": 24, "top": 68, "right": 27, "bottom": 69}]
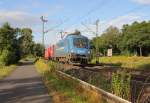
[
  {"left": 61, "top": 63, "right": 150, "bottom": 103},
  {"left": 46, "top": 60, "right": 150, "bottom": 103},
  {"left": 60, "top": 62, "right": 150, "bottom": 83}
]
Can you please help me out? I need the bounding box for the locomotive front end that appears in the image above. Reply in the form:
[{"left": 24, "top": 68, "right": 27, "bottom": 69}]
[{"left": 70, "top": 36, "right": 90, "bottom": 63}]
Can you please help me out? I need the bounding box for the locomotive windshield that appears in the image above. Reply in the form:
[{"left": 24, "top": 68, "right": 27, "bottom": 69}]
[{"left": 73, "top": 38, "right": 88, "bottom": 48}]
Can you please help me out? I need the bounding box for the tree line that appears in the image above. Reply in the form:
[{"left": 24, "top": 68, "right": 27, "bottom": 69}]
[
  {"left": 0, "top": 22, "right": 44, "bottom": 65},
  {"left": 91, "top": 21, "right": 150, "bottom": 56}
]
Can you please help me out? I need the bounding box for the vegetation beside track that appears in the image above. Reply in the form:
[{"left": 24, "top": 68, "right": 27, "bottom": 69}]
[
  {"left": 65, "top": 69, "right": 132, "bottom": 101},
  {"left": 111, "top": 71, "right": 131, "bottom": 101},
  {"left": 0, "top": 65, "right": 16, "bottom": 79},
  {"left": 92, "top": 56, "right": 150, "bottom": 70},
  {"left": 35, "top": 59, "right": 148, "bottom": 103},
  {"left": 35, "top": 59, "right": 101, "bottom": 103},
  {"left": 65, "top": 69, "right": 111, "bottom": 92}
]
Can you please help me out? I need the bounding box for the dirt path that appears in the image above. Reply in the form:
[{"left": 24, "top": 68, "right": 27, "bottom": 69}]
[{"left": 0, "top": 61, "right": 52, "bottom": 103}]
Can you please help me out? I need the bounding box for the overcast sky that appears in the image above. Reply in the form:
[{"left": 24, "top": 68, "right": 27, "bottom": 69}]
[{"left": 0, "top": 0, "right": 150, "bottom": 45}]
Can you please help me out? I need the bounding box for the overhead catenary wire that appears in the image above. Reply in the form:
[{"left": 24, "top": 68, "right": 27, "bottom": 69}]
[
  {"left": 81, "top": 5, "right": 147, "bottom": 35},
  {"left": 64, "top": 0, "right": 112, "bottom": 31},
  {"left": 45, "top": 0, "right": 148, "bottom": 43},
  {"left": 44, "top": 0, "right": 111, "bottom": 38},
  {"left": 44, "top": 17, "right": 71, "bottom": 33},
  {"left": 46, "top": 0, "right": 147, "bottom": 34},
  {"left": 81, "top": 22, "right": 96, "bottom": 34}
]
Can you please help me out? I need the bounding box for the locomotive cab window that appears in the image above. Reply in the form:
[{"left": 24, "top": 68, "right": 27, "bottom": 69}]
[{"left": 73, "top": 38, "right": 88, "bottom": 48}]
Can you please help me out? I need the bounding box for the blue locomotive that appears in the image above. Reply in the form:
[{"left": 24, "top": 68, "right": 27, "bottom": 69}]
[{"left": 53, "top": 31, "right": 90, "bottom": 64}]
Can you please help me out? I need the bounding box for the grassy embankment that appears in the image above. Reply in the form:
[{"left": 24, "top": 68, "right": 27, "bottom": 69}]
[
  {"left": 35, "top": 59, "right": 107, "bottom": 103},
  {"left": 0, "top": 65, "right": 16, "bottom": 79},
  {"left": 92, "top": 56, "right": 150, "bottom": 70}
]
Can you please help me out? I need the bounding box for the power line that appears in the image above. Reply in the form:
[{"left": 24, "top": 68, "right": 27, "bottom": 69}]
[
  {"left": 44, "top": 1, "right": 147, "bottom": 42},
  {"left": 44, "top": 18, "right": 71, "bottom": 33},
  {"left": 81, "top": 22, "right": 96, "bottom": 34},
  {"left": 64, "top": 0, "right": 112, "bottom": 31},
  {"left": 43, "top": 0, "right": 111, "bottom": 36},
  {"left": 42, "top": 0, "right": 110, "bottom": 39},
  {"left": 103, "top": 5, "right": 146, "bottom": 24},
  {"left": 100, "top": 5, "right": 147, "bottom": 31},
  {"left": 81, "top": 5, "right": 147, "bottom": 35}
]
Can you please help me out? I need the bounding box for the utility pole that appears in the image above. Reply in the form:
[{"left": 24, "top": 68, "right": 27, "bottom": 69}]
[
  {"left": 95, "top": 19, "right": 99, "bottom": 64},
  {"left": 40, "top": 16, "right": 48, "bottom": 47},
  {"left": 81, "top": 20, "right": 99, "bottom": 63},
  {"left": 40, "top": 16, "right": 48, "bottom": 57},
  {"left": 60, "top": 30, "right": 63, "bottom": 39}
]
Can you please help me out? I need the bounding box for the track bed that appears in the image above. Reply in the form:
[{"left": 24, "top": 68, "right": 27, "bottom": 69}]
[{"left": 58, "top": 63, "right": 150, "bottom": 103}]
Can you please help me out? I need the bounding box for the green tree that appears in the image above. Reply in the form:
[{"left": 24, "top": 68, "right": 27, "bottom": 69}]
[
  {"left": 120, "top": 21, "right": 150, "bottom": 56},
  {"left": 0, "top": 22, "right": 20, "bottom": 65},
  {"left": 91, "top": 21, "right": 150, "bottom": 56},
  {"left": 32, "top": 43, "right": 44, "bottom": 57},
  {"left": 91, "top": 26, "right": 121, "bottom": 56},
  {"left": 18, "top": 28, "right": 34, "bottom": 58}
]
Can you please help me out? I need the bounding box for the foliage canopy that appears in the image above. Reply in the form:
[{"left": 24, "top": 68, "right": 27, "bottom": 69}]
[{"left": 91, "top": 21, "right": 150, "bottom": 56}]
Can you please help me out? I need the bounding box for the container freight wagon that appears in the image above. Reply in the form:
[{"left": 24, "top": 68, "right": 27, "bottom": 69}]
[{"left": 45, "top": 32, "right": 90, "bottom": 64}]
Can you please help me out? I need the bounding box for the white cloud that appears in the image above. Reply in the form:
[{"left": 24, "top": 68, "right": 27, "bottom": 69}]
[
  {"left": 101, "top": 14, "right": 143, "bottom": 30},
  {"left": 0, "top": 10, "right": 40, "bottom": 28},
  {"left": 66, "top": 14, "right": 144, "bottom": 40},
  {"left": 0, "top": 10, "right": 144, "bottom": 45},
  {"left": 0, "top": 10, "right": 65, "bottom": 45},
  {"left": 132, "top": 0, "right": 150, "bottom": 5}
]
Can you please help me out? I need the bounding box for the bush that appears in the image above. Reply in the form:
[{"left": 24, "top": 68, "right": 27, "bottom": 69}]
[
  {"left": 0, "top": 65, "right": 16, "bottom": 79},
  {"left": 121, "top": 50, "right": 134, "bottom": 56},
  {"left": 111, "top": 71, "right": 131, "bottom": 100},
  {"left": 0, "top": 49, "right": 19, "bottom": 65}
]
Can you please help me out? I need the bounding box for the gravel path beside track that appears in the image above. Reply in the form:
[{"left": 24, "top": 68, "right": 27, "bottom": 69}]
[{"left": 0, "top": 61, "right": 52, "bottom": 103}]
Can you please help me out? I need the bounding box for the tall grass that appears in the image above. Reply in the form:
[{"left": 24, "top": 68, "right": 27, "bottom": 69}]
[
  {"left": 92, "top": 56, "right": 150, "bottom": 69},
  {"left": 0, "top": 65, "right": 16, "bottom": 79},
  {"left": 46, "top": 73, "right": 88, "bottom": 103},
  {"left": 35, "top": 59, "right": 90, "bottom": 103},
  {"left": 111, "top": 71, "right": 131, "bottom": 101},
  {"left": 35, "top": 59, "right": 49, "bottom": 74}
]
